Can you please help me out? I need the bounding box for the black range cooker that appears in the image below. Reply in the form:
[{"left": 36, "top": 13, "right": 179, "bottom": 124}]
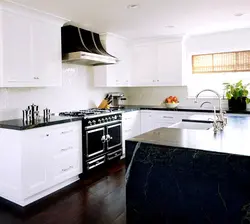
[{"left": 59, "top": 109, "right": 123, "bottom": 174}]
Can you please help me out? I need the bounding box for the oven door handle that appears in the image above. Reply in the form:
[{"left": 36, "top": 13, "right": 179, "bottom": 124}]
[
  {"left": 101, "top": 135, "right": 106, "bottom": 143},
  {"left": 106, "top": 134, "right": 113, "bottom": 142}
]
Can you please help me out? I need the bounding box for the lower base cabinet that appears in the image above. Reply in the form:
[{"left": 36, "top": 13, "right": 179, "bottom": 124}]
[
  {"left": 122, "top": 111, "right": 141, "bottom": 157},
  {"left": 0, "top": 121, "right": 82, "bottom": 206},
  {"left": 140, "top": 110, "right": 197, "bottom": 134}
]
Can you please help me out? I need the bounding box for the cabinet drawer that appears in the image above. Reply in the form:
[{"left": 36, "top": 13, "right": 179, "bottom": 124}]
[
  {"left": 87, "top": 156, "right": 105, "bottom": 170},
  {"left": 107, "top": 149, "right": 122, "bottom": 161},
  {"left": 52, "top": 145, "right": 80, "bottom": 156},
  {"left": 51, "top": 150, "right": 81, "bottom": 184},
  {"left": 122, "top": 111, "right": 140, "bottom": 127},
  {"left": 51, "top": 122, "right": 82, "bottom": 152}
]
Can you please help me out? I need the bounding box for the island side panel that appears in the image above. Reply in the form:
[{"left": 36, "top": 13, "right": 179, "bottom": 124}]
[{"left": 125, "top": 141, "right": 250, "bottom": 224}]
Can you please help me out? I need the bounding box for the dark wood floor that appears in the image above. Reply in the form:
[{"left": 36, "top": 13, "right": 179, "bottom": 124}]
[{"left": 0, "top": 162, "right": 126, "bottom": 224}]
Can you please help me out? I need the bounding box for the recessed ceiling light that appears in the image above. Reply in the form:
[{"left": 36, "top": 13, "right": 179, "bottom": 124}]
[
  {"left": 234, "top": 13, "right": 245, "bottom": 17},
  {"left": 165, "top": 25, "right": 175, "bottom": 28},
  {"left": 127, "top": 4, "right": 139, "bottom": 9}
]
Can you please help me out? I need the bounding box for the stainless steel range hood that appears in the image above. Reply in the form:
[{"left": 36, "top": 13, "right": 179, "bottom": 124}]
[{"left": 61, "top": 25, "right": 118, "bottom": 66}]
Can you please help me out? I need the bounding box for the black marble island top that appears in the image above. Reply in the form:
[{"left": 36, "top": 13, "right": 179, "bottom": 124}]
[
  {"left": 128, "top": 115, "right": 250, "bottom": 157},
  {"left": 126, "top": 116, "right": 250, "bottom": 223},
  {"left": 0, "top": 116, "right": 82, "bottom": 130}
]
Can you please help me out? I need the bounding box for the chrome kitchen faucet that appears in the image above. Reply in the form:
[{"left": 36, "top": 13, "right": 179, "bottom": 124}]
[{"left": 195, "top": 89, "right": 227, "bottom": 132}]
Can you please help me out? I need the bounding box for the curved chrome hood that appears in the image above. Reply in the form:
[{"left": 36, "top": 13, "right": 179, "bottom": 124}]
[{"left": 61, "top": 25, "right": 118, "bottom": 66}]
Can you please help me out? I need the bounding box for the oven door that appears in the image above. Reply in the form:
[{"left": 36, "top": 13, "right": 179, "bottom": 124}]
[
  {"left": 106, "top": 123, "right": 122, "bottom": 151},
  {"left": 86, "top": 127, "right": 106, "bottom": 158}
]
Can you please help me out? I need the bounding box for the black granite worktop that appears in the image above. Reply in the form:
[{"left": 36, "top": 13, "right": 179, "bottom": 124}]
[
  {"left": 122, "top": 105, "right": 250, "bottom": 114},
  {"left": 128, "top": 115, "right": 250, "bottom": 156},
  {"left": 0, "top": 116, "right": 82, "bottom": 130},
  {"left": 126, "top": 115, "right": 250, "bottom": 223}
]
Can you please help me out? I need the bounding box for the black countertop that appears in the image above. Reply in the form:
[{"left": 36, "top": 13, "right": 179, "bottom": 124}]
[
  {"left": 0, "top": 116, "right": 82, "bottom": 131},
  {"left": 122, "top": 105, "right": 250, "bottom": 114},
  {"left": 128, "top": 115, "right": 250, "bottom": 157}
]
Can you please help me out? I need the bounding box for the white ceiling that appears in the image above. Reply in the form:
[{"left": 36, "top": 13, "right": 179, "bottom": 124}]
[{"left": 10, "top": 0, "right": 250, "bottom": 39}]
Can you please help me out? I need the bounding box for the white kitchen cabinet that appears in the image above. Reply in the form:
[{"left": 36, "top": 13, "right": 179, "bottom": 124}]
[
  {"left": 131, "top": 43, "right": 158, "bottom": 86},
  {"left": 140, "top": 110, "right": 197, "bottom": 134},
  {"left": 32, "top": 19, "right": 62, "bottom": 87},
  {"left": 0, "top": 121, "right": 82, "bottom": 206},
  {"left": 140, "top": 110, "right": 154, "bottom": 133},
  {"left": 94, "top": 33, "right": 132, "bottom": 87},
  {"left": 1, "top": 10, "right": 33, "bottom": 86},
  {"left": 0, "top": 3, "right": 65, "bottom": 87},
  {"left": 122, "top": 111, "right": 141, "bottom": 157},
  {"left": 131, "top": 39, "right": 184, "bottom": 87},
  {"left": 157, "top": 40, "right": 184, "bottom": 86},
  {"left": 22, "top": 129, "right": 49, "bottom": 198}
]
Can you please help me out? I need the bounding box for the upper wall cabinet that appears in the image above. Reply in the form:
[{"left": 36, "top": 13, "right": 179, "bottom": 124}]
[
  {"left": 94, "top": 34, "right": 132, "bottom": 87},
  {"left": 131, "top": 39, "right": 185, "bottom": 87},
  {"left": 0, "top": 2, "right": 66, "bottom": 87}
]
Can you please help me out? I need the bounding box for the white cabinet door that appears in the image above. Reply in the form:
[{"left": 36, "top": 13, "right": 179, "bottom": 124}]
[
  {"left": 94, "top": 35, "right": 131, "bottom": 87},
  {"left": 122, "top": 111, "right": 141, "bottom": 156},
  {"left": 1, "top": 11, "right": 34, "bottom": 87},
  {"left": 132, "top": 43, "right": 158, "bottom": 86},
  {"left": 32, "top": 19, "right": 62, "bottom": 86},
  {"left": 22, "top": 129, "right": 50, "bottom": 198},
  {"left": 157, "top": 41, "right": 183, "bottom": 86},
  {"left": 140, "top": 111, "right": 154, "bottom": 133}
]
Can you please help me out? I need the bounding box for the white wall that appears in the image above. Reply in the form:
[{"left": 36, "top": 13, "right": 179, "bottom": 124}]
[
  {"left": 184, "top": 28, "right": 250, "bottom": 96},
  {"left": 0, "top": 64, "right": 121, "bottom": 120}
]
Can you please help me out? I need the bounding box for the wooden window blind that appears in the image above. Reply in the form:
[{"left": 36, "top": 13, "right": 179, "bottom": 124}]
[{"left": 192, "top": 50, "right": 250, "bottom": 74}]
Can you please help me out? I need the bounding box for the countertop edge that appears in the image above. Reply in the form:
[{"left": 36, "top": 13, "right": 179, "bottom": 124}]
[{"left": 0, "top": 117, "right": 82, "bottom": 131}]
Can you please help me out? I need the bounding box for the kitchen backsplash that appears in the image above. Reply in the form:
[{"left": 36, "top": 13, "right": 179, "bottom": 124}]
[
  {"left": 0, "top": 64, "right": 121, "bottom": 120},
  {"left": 123, "top": 86, "right": 230, "bottom": 109}
]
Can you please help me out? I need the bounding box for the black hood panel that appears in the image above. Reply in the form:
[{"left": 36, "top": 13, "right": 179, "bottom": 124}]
[{"left": 61, "top": 25, "right": 116, "bottom": 58}]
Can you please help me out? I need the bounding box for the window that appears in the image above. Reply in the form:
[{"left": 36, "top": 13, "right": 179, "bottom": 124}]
[{"left": 192, "top": 50, "right": 250, "bottom": 74}]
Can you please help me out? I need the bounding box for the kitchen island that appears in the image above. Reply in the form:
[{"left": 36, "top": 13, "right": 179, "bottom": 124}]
[{"left": 126, "top": 115, "right": 250, "bottom": 224}]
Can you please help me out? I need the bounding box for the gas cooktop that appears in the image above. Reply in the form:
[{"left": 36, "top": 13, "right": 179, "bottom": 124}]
[{"left": 59, "top": 108, "right": 122, "bottom": 118}]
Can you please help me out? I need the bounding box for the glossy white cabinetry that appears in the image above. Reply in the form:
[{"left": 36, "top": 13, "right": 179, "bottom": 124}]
[
  {"left": 140, "top": 110, "right": 196, "bottom": 134},
  {"left": 131, "top": 39, "right": 184, "bottom": 87},
  {"left": 31, "top": 19, "right": 63, "bottom": 87},
  {"left": 0, "top": 3, "right": 65, "bottom": 87},
  {"left": 94, "top": 33, "right": 132, "bottom": 87},
  {"left": 0, "top": 121, "right": 82, "bottom": 206},
  {"left": 140, "top": 110, "right": 154, "bottom": 133},
  {"left": 122, "top": 111, "right": 141, "bottom": 157},
  {"left": 131, "top": 43, "right": 158, "bottom": 86},
  {"left": 157, "top": 41, "right": 183, "bottom": 86}
]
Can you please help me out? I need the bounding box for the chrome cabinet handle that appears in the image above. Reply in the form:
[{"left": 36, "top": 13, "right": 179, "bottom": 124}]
[
  {"left": 61, "top": 146, "right": 73, "bottom": 152},
  {"left": 62, "top": 165, "right": 73, "bottom": 172},
  {"left": 61, "top": 130, "right": 73, "bottom": 135},
  {"left": 108, "top": 153, "right": 121, "bottom": 160},
  {"left": 163, "top": 116, "right": 174, "bottom": 119},
  {"left": 101, "top": 135, "right": 106, "bottom": 143},
  {"left": 106, "top": 134, "right": 113, "bottom": 142}
]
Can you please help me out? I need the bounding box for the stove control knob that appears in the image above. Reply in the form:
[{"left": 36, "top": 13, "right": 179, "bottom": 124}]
[
  {"left": 105, "top": 118, "right": 108, "bottom": 122},
  {"left": 118, "top": 115, "right": 122, "bottom": 119},
  {"left": 92, "top": 120, "right": 96, "bottom": 125},
  {"left": 108, "top": 117, "right": 112, "bottom": 121},
  {"left": 114, "top": 115, "right": 117, "bottom": 120},
  {"left": 88, "top": 121, "right": 92, "bottom": 126},
  {"left": 98, "top": 119, "right": 101, "bottom": 123},
  {"left": 102, "top": 118, "right": 105, "bottom": 122}
]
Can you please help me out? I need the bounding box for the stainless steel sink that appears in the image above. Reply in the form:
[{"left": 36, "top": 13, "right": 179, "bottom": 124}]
[{"left": 169, "top": 121, "right": 213, "bottom": 130}]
